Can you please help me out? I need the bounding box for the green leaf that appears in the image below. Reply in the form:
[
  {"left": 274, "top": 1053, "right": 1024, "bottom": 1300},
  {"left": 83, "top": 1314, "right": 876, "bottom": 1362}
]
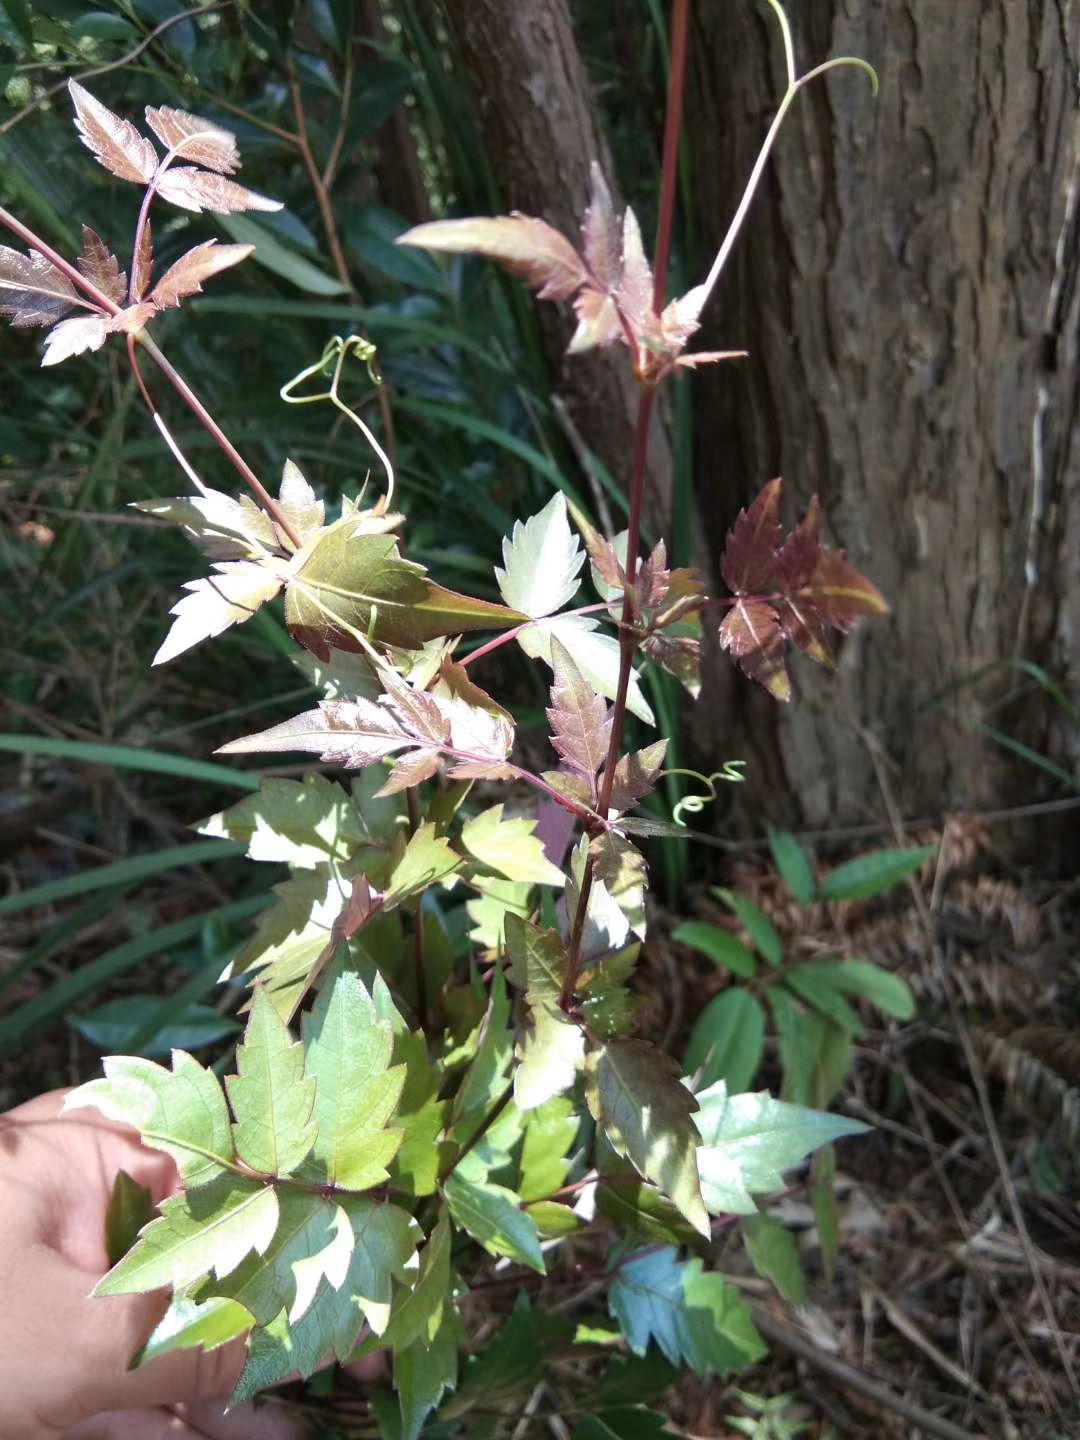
[
  {"left": 818, "top": 845, "right": 936, "bottom": 902},
  {"left": 227, "top": 989, "right": 317, "bottom": 1176},
  {"left": 590, "top": 833, "right": 647, "bottom": 939},
  {"left": 496, "top": 492, "right": 584, "bottom": 619},
  {"left": 586, "top": 1039, "right": 708, "bottom": 1237},
  {"left": 467, "top": 875, "right": 533, "bottom": 948},
  {"left": 592, "top": 1352, "right": 679, "bottom": 1407},
  {"left": 230, "top": 865, "right": 351, "bottom": 1020},
  {"left": 712, "top": 889, "right": 783, "bottom": 966},
  {"left": 0, "top": 0, "right": 33, "bottom": 50},
  {"left": 574, "top": 1410, "right": 672, "bottom": 1439},
  {"left": 199, "top": 774, "right": 366, "bottom": 868},
  {"left": 69, "top": 997, "right": 239, "bottom": 1059},
  {"left": 383, "top": 822, "right": 462, "bottom": 908},
  {"left": 452, "top": 966, "right": 512, "bottom": 1146},
  {"left": 742, "top": 1213, "right": 806, "bottom": 1305},
  {"left": 671, "top": 922, "right": 756, "bottom": 978},
  {"left": 609, "top": 1247, "right": 764, "bottom": 1377},
  {"left": 285, "top": 523, "right": 526, "bottom": 654},
  {"left": 766, "top": 825, "right": 815, "bottom": 906},
  {"left": 462, "top": 803, "right": 565, "bottom": 886},
  {"left": 595, "top": 1176, "right": 697, "bottom": 1247},
  {"left": 506, "top": 913, "right": 567, "bottom": 1003},
  {"left": 136, "top": 1295, "right": 252, "bottom": 1367},
  {"left": 812, "top": 1144, "right": 839, "bottom": 1278},
  {"left": 694, "top": 1081, "right": 867, "bottom": 1215},
  {"left": 833, "top": 958, "right": 916, "bottom": 1020},
  {"left": 445, "top": 1294, "right": 566, "bottom": 1419},
  {"left": 384, "top": 1016, "right": 448, "bottom": 1198},
  {"left": 782, "top": 963, "right": 863, "bottom": 1034},
  {"left": 519, "top": 1096, "right": 580, "bottom": 1202},
  {"left": 528, "top": 1200, "right": 582, "bottom": 1237},
  {"left": 0, "top": 734, "right": 259, "bottom": 791},
  {"left": 206, "top": 1191, "right": 353, "bottom": 1324},
  {"left": 72, "top": 11, "right": 138, "bottom": 40},
  {"left": 515, "top": 1003, "right": 585, "bottom": 1111},
  {"left": 64, "top": 1050, "right": 235, "bottom": 1188},
  {"left": 105, "top": 1170, "right": 153, "bottom": 1268},
  {"left": 521, "top": 613, "right": 654, "bottom": 724},
  {"left": 382, "top": 1212, "right": 451, "bottom": 1351},
  {"left": 97, "top": 1176, "right": 279, "bottom": 1296},
  {"left": 395, "top": 1313, "right": 459, "bottom": 1440},
  {"left": 300, "top": 972, "right": 405, "bottom": 1191},
  {"left": 444, "top": 1174, "right": 545, "bottom": 1273},
  {"left": 218, "top": 213, "right": 349, "bottom": 294},
  {"left": 684, "top": 989, "right": 765, "bottom": 1093}
]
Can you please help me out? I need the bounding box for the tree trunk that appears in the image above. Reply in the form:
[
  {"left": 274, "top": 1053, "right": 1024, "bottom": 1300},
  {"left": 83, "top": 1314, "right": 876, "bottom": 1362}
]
[
  {"left": 441, "top": 0, "right": 675, "bottom": 539},
  {"left": 686, "top": 0, "right": 1079, "bottom": 824}
]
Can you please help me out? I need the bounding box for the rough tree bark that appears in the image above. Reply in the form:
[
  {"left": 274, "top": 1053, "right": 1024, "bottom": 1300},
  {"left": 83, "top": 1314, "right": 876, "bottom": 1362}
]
[
  {"left": 441, "top": 0, "right": 675, "bottom": 539},
  {"left": 686, "top": 0, "right": 1079, "bottom": 824}
]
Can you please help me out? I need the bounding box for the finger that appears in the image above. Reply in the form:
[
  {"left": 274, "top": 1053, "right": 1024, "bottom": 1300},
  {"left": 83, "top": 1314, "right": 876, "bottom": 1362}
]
[
  {"left": 66, "top": 1409, "right": 217, "bottom": 1440},
  {"left": 173, "top": 1398, "right": 311, "bottom": 1440}
]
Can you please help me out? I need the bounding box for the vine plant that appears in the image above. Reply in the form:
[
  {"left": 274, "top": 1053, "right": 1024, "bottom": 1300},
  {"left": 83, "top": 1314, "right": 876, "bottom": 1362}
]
[{"left": 0, "top": 4, "right": 889, "bottom": 1434}]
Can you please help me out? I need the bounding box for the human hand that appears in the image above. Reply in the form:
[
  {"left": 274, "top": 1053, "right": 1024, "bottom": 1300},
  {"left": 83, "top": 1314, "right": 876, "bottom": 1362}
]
[{"left": 0, "top": 1089, "right": 306, "bottom": 1440}]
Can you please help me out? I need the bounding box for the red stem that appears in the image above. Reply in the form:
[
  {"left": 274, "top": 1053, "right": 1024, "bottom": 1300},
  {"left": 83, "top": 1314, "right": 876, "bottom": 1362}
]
[
  {"left": 652, "top": 0, "right": 690, "bottom": 312},
  {"left": 0, "top": 204, "right": 117, "bottom": 314},
  {"left": 459, "top": 602, "right": 614, "bottom": 669}
]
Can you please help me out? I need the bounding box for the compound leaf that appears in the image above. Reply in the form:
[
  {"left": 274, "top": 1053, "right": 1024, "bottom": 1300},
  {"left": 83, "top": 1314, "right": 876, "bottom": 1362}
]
[
  {"left": 199, "top": 773, "right": 366, "bottom": 869},
  {"left": 0, "top": 244, "right": 78, "bottom": 328},
  {"left": 684, "top": 988, "right": 765, "bottom": 1093},
  {"left": 462, "top": 803, "right": 566, "bottom": 887},
  {"left": 69, "top": 79, "right": 157, "bottom": 184},
  {"left": 144, "top": 105, "right": 240, "bottom": 173}
]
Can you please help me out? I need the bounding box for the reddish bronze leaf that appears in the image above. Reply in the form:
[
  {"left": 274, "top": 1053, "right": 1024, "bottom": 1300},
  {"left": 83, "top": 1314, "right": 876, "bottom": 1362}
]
[
  {"left": 609, "top": 738, "right": 668, "bottom": 814},
  {"left": 0, "top": 245, "right": 78, "bottom": 328},
  {"left": 777, "top": 598, "right": 831, "bottom": 666},
  {"left": 398, "top": 214, "right": 588, "bottom": 301},
  {"left": 77, "top": 226, "right": 126, "bottom": 305},
  {"left": 614, "top": 207, "right": 655, "bottom": 337},
  {"left": 720, "top": 478, "right": 782, "bottom": 595},
  {"left": 569, "top": 286, "right": 621, "bottom": 354},
  {"left": 376, "top": 749, "right": 441, "bottom": 796},
  {"left": 155, "top": 168, "right": 282, "bottom": 216},
  {"left": 546, "top": 637, "right": 611, "bottom": 791},
  {"left": 68, "top": 80, "right": 157, "bottom": 185},
  {"left": 581, "top": 162, "right": 620, "bottom": 292},
  {"left": 719, "top": 598, "right": 791, "bottom": 703},
  {"left": 797, "top": 548, "right": 889, "bottom": 629},
  {"left": 132, "top": 221, "right": 153, "bottom": 301},
  {"left": 144, "top": 106, "right": 239, "bottom": 174},
  {"left": 150, "top": 239, "right": 254, "bottom": 309},
  {"left": 774, "top": 494, "right": 821, "bottom": 591},
  {"left": 642, "top": 633, "right": 701, "bottom": 698}
]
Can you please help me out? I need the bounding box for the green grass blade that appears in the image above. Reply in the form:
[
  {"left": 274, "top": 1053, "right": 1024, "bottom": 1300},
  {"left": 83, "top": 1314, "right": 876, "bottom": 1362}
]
[
  {"left": 0, "top": 887, "right": 126, "bottom": 1001},
  {"left": 0, "top": 736, "right": 261, "bottom": 791}
]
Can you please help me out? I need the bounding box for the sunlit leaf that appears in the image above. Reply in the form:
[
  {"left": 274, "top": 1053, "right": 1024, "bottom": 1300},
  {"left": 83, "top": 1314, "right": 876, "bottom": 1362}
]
[
  {"left": 444, "top": 1174, "right": 545, "bottom": 1272},
  {"left": 515, "top": 1002, "right": 585, "bottom": 1111},
  {"left": 68, "top": 80, "right": 157, "bottom": 185},
  {"left": 462, "top": 803, "right": 565, "bottom": 887},
  {"left": 156, "top": 167, "right": 283, "bottom": 215},
  {"left": 154, "top": 559, "right": 285, "bottom": 666},
  {"left": 199, "top": 774, "right": 366, "bottom": 869},
  {"left": 684, "top": 989, "right": 765, "bottom": 1093},
  {"left": 496, "top": 492, "right": 584, "bottom": 619},
  {"left": 523, "top": 614, "right": 654, "bottom": 725},
  {"left": 145, "top": 105, "right": 240, "bottom": 173},
  {"left": 227, "top": 989, "right": 317, "bottom": 1176},
  {"left": 399, "top": 214, "right": 587, "bottom": 300},
  {"left": 150, "top": 239, "right": 254, "bottom": 309},
  {"left": 136, "top": 1294, "right": 253, "bottom": 1367}
]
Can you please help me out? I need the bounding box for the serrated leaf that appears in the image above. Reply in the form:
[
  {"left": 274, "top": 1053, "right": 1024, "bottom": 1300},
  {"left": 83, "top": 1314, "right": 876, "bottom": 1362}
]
[
  {"left": 515, "top": 1003, "right": 585, "bottom": 1110},
  {"left": 205, "top": 1190, "right": 353, "bottom": 1324},
  {"left": 672, "top": 922, "right": 756, "bottom": 979},
  {"left": 596, "top": 1175, "right": 696, "bottom": 1246},
  {"left": 77, "top": 226, "right": 126, "bottom": 304},
  {"left": 524, "top": 615, "right": 654, "bottom": 724},
  {"left": 615, "top": 207, "right": 653, "bottom": 335},
  {"left": 592, "top": 1351, "right": 679, "bottom": 1407},
  {"left": 395, "top": 1313, "right": 459, "bottom": 1440},
  {"left": 694, "top": 1081, "right": 868, "bottom": 1215},
  {"left": 833, "top": 958, "right": 916, "bottom": 1020},
  {"left": 505, "top": 914, "right": 567, "bottom": 1004},
  {"left": 144, "top": 105, "right": 240, "bottom": 173},
  {"left": 795, "top": 546, "right": 889, "bottom": 630},
  {"left": 684, "top": 988, "right": 765, "bottom": 1093},
  {"left": 444, "top": 1294, "right": 560, "bottom": 1421},
  {"left": 399, "top": 214, "right": 587, "bottom": 300},
  {"left": 546, "top": 636, "right": 611, "bottom": 786},
  {"left": 0, "top": 244, "right": 78, "bottom": 328},
  {"left": 819, "top": 845, "right": 936, "bottom": 901},
  {"left": 64, "top": 1050, "right": 233, "bottom": 1187},
  {"left": 383, "top": 822, "right": 461, "bottom": 908},
  {"left": 586, "top": 1039, "right": 708, "bottom": 1236},
  {"left": 742, "top": 1213, "right": 806, "bottom": 1305},
  {"left": 199, "top": 774, "right": 365, "bottom": 869},
  {"left": 284, "top": 524, "right": 525, "bottom": 657},
  {"left": 581, "top": 162, "right": 621, "bottom": 290},
  {"left": 68, "top": 80, "right": 157, "bottom": 184},
  {"left": 462, "top": 803, "right": 565, "bottom": 887},
  {"left": 226, "top": 990, "right": 317, "bottom": 1176},
  {"left": 519, "top": 1096, "right": 580, "bottom": 1203},
  {"left": 719, "top": 599, "right": 790, "bottom": 701},
  {"left": 156, "top": 167, "right": 282, "bottom": 215},
  {"left": 609, "top": 1247, "right": 764, "bottom": 1377},
  {"left": 466, "top": 875, "right": 533, "bottom": 950},
  {"left": 150, "top": 238, "right": 253, "bottom": 309},
  {"left": 96, "top": 1175, "right": 279, "bottom": 1296},
  {"left": 40, "top": 313, "right": 111, "bottom": 366},
  {"left": 496, "top": 492, "right": 584, "bottom": 618},
  {"left": 721, "top": 479, "right": 782, "bottom": 595},
  {"left": 451, "top": 966, "right": 512, "bottom": 1144},
  {"left": 154, "top": 559, "right": 284, "bottom": 666},
  {"left": 767, "top": 825, "right": 816, "bottom": 906},
  {"left": 610, "top": 739, "right": 668, "bottom": 814},
  {"left": 132, "top": 488, "right": 276, "bottom": 560},
  {"left": 136, "top": 1294, "right": 253, "bottom": 1367},
  {"left": 383, "top": 1212, "right": 451, "bottom": 1350},
  {"left": 444, "top": 1174, "right": 544, "bottom": 1272},
  {"left": 590, "top": 832, "right": 647, "bottom": 938},
  {"left": 300, "top": 972, "right": 405, "bottom": 1191},
  {"left": 278, "top": 458, "right": 325, "bottom": 543},
  {"left": 712, "top": 889, "right": 783, "bottom": 967},
  {"left": 105, "top": 1170, "right": 153, "bottom": 1268}
]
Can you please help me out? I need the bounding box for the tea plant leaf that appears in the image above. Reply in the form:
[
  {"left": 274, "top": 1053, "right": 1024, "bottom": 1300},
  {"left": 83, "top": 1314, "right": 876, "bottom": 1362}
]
[
  {"left": 515, "top": 1002, "right": 585, "bottom": 1110},
  {"left": 64, "top": 1050, "right": 234, "bottom": 1187},
  {"left": 137, "top": 1294, "right": 253, "bottom": 1367},
  {"left": 68, "top": 80, "right": 157, "bottom": 185},
  {"left": 96, "top": 1175, "right": 279, "bottom": 1295},
  {"left": 150, "top": 239, "right": 254, "bottom": 309},
  {"left": 226, "top": 989, "right": 317, "bottom": 1176},
  {"left": 299, "top": 972, "right": 405, "bottom": 1191},
  {"left": 0, "top": 244, "right": 78, "bottom": 328},
  {"left": 546, "top": 636, "right": 611, "bottom": 789},
  {"left": 712, "top": 889, "right": 783, "bottom": 967},
  {"left": 524, "top": 615, "right": 654, "bottom": 724},
  {"left": 77, "top": 226, "right": 126, "bottom": 304},
  {"left": 766, "top": 825, "right": 816, "bottom": 906},
  {"left": 444, "top": 1174, "right": 545, "bottom": 1273},
  {"left": 154, "top": 559, "right": 286, "bottom": 666},
  {"left": 205, "top": 1191, "right": 353, "bottom": 1324},
  {"left": 199, "top": 774, "right": 366, "bottom": 869},
  {"left": 684, "top": 989, "right": 765, "bottom": 1093},
  {"left": 741, "top": 1213, "right": 806, "bottom": 1305},
  {"left": 719, "top": 599, "right": 790, "bottom": 702},
  {"left": 399, "top": 214, "right": 587, "bottom": 299},
  {"left": 586, "top": 1039, "right": 708, "bottom": 1237},
  {"left": 156, "top": 167, "right": 283, "bottom": 215},
  {"left": 834, "top": 958, "right": 916, "bottom": 1020},
  {"left": 694, "top": 1081, "right": 867, "bottom": 1215},
  {"left": 671, "top": 923, "right": 756, "bottom": 979},
  {"left": 462, "top": 804, "right": 566, "bottom": 887},
  {"left": 609, "top": 1247, "right": 764, "bottom": 1377},
  {"left": 144, "top": 105, "right": 240, "bottom": 173},
  {"left": 610, "top": 739, "right": 668, "bottom": 814},
  {"left": 496, "top": 493, "right": 584, "bottom": 618},
  {"left": 819, "top": 844, "right": 936, "bottom": 901}
]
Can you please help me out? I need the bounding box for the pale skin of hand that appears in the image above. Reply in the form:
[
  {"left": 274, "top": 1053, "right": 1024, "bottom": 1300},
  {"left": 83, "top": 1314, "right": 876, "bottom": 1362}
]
[{"left": 0, "top": 1089, "right": 307, "bottom": 1440}]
